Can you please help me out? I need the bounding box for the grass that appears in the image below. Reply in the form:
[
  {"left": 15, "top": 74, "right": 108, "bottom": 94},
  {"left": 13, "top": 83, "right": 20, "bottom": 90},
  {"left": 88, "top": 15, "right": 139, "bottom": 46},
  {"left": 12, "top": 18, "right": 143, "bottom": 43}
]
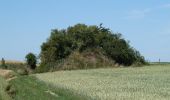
[
  {"left": 0, "top": 77, "right": 11, "bottom": 100},
  {"left": 36, "top": 65, "right": 170, "bottom": 100},
  {"left": 5, "top": 63, "right": 26, "bottom": 72},
  {"left": 9, "top": 76, "right": 88, "bottom": 100},
  {"left": 0, "top": 61, "right": 26, "bottom": 74}
]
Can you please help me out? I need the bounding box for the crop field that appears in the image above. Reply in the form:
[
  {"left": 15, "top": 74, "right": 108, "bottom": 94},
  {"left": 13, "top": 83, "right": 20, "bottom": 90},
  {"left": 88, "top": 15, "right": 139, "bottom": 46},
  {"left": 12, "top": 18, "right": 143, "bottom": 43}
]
[{"left": 36, "top": 65, "right": 170, "bottom": 100}]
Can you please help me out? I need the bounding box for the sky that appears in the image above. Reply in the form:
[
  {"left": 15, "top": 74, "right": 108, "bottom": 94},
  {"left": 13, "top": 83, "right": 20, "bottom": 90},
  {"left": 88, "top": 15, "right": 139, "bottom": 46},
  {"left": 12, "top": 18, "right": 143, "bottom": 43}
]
[{"left": 0, "top": 0, "right": 170, "bottom": 62}]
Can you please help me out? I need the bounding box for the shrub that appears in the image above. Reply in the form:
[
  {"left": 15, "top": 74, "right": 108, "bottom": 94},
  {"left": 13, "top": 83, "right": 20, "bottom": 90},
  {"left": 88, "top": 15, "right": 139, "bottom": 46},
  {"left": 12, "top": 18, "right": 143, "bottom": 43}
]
[
  {"left": 25, "top": 53, "right": 37, "bottom": 69},
  {"left": 36, "top": 63, "right": 54, "bottom": 73},
  {"left": 17, "top": 69, "right": 28, "bottom": 75}
]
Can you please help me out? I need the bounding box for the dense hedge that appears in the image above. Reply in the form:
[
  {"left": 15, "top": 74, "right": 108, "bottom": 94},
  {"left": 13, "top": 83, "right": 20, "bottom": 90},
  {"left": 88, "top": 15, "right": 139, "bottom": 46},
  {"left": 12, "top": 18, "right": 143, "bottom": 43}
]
[{"left": 40, "top": 24, "right": 146, "bottom": 71}]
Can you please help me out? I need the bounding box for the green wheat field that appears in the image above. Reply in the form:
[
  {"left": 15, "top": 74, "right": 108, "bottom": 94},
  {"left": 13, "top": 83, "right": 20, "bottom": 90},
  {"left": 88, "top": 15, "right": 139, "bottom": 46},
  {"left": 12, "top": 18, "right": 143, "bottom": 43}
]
[{"left": 35, "top": 65, "right": 170, "bottom": 100}]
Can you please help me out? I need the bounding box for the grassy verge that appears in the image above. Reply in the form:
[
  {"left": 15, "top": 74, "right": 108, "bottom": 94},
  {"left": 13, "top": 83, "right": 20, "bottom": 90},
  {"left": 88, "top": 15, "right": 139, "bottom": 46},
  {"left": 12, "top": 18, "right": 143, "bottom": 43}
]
[
  {"left": 0, "top": 77, "right": 11, "bottom": 100},
  {"left": 9, "top": 75, "right": 88, "bottom": 100}
]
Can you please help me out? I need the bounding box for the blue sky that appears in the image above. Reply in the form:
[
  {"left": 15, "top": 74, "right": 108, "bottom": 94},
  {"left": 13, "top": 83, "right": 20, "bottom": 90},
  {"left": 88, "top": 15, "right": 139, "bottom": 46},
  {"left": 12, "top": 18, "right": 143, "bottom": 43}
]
[{"left": 0, "top": 0, "right": 170, "bottom": 62}]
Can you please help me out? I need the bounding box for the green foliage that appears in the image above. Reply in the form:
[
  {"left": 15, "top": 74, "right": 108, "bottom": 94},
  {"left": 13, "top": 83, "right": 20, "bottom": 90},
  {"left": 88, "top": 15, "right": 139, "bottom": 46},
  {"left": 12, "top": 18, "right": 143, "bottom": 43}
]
[
  {"left": 36, "top": 62, "right": 54, "bottom": 73},
  {"left": 5, "top": 63, "right": 27, "bottom": 74},
  {"left": 1, "top": 58, "right": 5, "bottom": 66},
  {"left": 17, "top": 69, "right": 28, "bottom": 75},
  {"left": 1, "top": 58, "right": 7, "bottom": 69},
  {"left": 40, "top": 24, "right": 146, "bottom": 70},
  {"left": 25, "top": 53, "right": 37, "bottom": 69}
]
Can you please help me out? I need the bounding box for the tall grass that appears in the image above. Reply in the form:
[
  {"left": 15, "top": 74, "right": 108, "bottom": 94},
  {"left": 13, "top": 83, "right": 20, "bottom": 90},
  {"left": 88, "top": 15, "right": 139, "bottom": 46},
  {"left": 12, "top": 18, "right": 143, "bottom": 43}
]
[
  {"left": 37, "top": 51, "right": 115, "bottom": 72},
  {"left": 36, "top": 65, "right": 170, "bottom": 100},
  {"left": 9, "top": 76, "right": 88, "bottom": 100},
  {"left": 0, "top": 77, "right": 11, "bottom": 100}
]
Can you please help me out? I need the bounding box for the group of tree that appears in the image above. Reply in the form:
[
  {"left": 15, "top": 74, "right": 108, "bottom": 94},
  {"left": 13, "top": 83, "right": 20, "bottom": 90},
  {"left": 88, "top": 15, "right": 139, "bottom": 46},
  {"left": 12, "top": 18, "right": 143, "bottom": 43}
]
[{"left": 38, "top": 23, "right": 146, "bottom": 71}]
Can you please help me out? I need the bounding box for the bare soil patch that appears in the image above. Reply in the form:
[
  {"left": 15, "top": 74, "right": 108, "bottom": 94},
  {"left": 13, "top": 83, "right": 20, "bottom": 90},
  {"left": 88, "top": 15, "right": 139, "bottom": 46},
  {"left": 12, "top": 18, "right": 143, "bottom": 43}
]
[{"left": 0, "top": 69, "right": 15, "bottom": 80}]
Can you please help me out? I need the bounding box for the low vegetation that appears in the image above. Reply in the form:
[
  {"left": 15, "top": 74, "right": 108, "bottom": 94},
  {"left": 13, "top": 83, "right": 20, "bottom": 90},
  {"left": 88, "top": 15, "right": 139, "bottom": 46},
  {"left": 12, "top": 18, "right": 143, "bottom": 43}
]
[
  {"left": 0, "top": 60, "right": 25, "bottom": 72},
  {"left": 0, "top": 71, "right": 88, "bottom": 100},
  {"left": 36, "top": 65, "right": 170, "bottom": 100},
  {"left": 0, "top": 59, "right": 31, "bottom": 75},
  {"left": 0, "top": 77, "right": 11, "bottom": 100},
  {"left": 8, "top": 76, "right": 88, "bottom": 100}
]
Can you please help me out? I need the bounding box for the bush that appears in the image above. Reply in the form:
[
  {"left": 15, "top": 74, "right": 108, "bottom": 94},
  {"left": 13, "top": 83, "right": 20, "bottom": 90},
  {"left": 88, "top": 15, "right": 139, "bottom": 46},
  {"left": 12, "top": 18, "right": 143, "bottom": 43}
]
[
  {"left": 36, "top": 63, "right": 53, "bottom": 73},
  {"left": 17, "top": 69, "right": 28, "bottom": 75},
  {"left": 25, "top": 53, "right": 37, "bottom": 69}
]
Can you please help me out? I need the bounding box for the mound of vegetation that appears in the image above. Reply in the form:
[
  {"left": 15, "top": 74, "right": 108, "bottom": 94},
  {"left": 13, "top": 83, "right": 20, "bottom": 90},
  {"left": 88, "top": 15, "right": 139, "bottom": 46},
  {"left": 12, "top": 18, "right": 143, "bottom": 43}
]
[
  {"left": 42, "top": 49, "right": 115, "bottom": 71},
  {"left": 61, "top": 50, "right": 115, "bottom": 70},
  {"left": 39, "top": 24, "right": 146, "bottom": 72}
]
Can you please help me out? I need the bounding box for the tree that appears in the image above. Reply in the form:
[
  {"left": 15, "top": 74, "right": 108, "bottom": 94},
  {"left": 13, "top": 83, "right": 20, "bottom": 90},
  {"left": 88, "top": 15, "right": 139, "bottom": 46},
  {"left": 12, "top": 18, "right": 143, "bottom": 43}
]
[
  {"left": 1, "top": 58, "right": 7, "bottom": 69},
  {"left": 25, "top": 53, "right": 37, "bottom": 69},
  {"left": 40, "top": 23, "right": 146, "bottom": 68}
]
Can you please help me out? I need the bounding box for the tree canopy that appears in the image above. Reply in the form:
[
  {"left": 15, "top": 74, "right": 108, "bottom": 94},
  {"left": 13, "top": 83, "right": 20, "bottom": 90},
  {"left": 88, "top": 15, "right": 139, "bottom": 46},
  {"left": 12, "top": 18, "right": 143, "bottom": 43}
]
[
  {"left": 40, "top": 24, "right": 146, "bottom": 68},
  {"left": 25, "top": 53, "right": 37, "bottom": 69}
]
